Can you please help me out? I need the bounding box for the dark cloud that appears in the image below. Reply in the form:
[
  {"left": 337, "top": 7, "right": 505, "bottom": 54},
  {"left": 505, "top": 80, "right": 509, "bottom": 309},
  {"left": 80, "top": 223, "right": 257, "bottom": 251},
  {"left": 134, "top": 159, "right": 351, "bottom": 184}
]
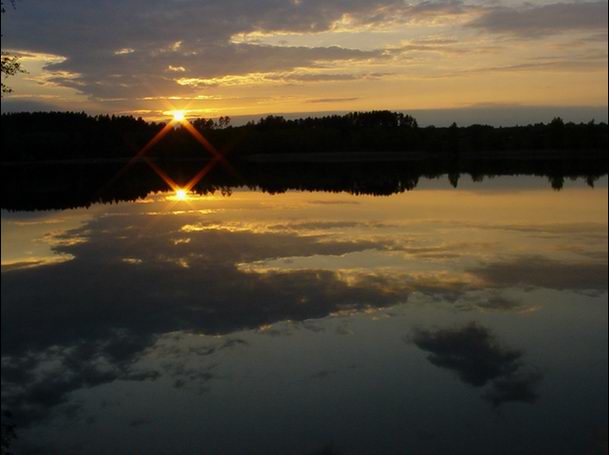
[
  {"left": 411, "top": 321, "right": 522, "bottom": 387},
  {"left": 3, "top": 0, "right": 607, "bottom": 100},
  {"left": 3, "top": 211, "right": 602, "bottom": 427},
  {"left": 1, "top": 335, "right": 160, "bottom": 426},
  {"left": 45, "top": 45, "right": 385, "bottom": 98},
  {"left": 309, "top": 370, "right": 338, "bottom": 381},
  {"left": 407, "top": 0, "right": 471, "bottom": 17},
  {"left": 0, "top": 0, "right": 482, "bottom": 101},
  {"left": 470, "top": 255, "right": 608, "bottom": 292},
  {"left": 186, "top": 339, "right": 249, "bottom": 357},
  {"left": 483, "top": 370, "right": 543, "bottom": 407},
  {"left": 129, "top": 417, "right": 153, "bottom": 428},
  {"left": 0, "top": 98, "right": 65, "bottom": 113},
  {"left": 454, "top": 293, "right": 523, "bottom": 312},
  {"left": 451, "top": 58, "right": 608, "bottom": 76},
  {"left": 1, "top": 0, "right": 407, "bottom": 53},
  {"left": 1, "top": 212, "right": 413, "bottom": 426},
  {"left": 1, "top": 0, "right": 401, "bottom": 98},
  {"left": 468, "top": 1, "right": 609, "bottom": 37},
  {"left": 410, "top": 322, "right": 542, "bottom": 406}
]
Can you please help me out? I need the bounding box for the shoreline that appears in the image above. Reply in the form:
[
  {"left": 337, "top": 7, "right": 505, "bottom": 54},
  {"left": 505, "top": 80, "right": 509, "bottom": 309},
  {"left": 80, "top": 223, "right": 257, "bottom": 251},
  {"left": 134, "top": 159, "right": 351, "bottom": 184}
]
[{"left": 1, "top": 149, "right": 606, "bottom": 166}]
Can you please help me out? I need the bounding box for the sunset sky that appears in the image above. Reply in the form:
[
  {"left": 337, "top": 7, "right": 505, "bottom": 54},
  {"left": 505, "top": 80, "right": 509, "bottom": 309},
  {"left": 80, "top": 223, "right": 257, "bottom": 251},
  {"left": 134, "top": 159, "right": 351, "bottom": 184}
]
[{"left": 1, "top": 0, "right": 608, "bottom": 123}]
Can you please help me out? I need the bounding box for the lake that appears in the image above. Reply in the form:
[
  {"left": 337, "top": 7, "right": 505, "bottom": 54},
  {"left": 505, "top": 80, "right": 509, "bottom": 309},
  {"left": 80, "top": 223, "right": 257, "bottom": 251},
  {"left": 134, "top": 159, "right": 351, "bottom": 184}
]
[{"left": 1, "top": 175, "right": 607, "bottom": 455}]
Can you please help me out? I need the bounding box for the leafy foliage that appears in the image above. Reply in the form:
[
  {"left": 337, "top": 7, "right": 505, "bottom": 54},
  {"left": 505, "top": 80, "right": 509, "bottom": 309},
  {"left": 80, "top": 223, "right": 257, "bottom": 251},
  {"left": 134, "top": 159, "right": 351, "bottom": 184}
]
[{"left": 1, "top": 0, "right": 26, "bottom": 95}]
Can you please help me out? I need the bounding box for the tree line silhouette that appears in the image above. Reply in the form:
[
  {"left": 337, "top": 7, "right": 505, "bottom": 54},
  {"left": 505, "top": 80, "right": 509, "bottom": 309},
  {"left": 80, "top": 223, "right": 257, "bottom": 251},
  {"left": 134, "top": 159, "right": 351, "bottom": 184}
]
[
  {"left": 2, "top": 110, "right": 606, "bottom": 210},
  {"left": 2, "top": 157, "right": 606, "bottom": 211},
  {"left": 2, "top": 111, "right": 607, "bottom": 162}
]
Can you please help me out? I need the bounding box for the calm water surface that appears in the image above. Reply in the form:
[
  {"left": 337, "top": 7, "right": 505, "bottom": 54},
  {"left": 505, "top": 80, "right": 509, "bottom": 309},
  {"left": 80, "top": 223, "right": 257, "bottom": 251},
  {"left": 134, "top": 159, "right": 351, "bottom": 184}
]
[{"left": 1, "top": 176, "right": 607, "bottom": 455}]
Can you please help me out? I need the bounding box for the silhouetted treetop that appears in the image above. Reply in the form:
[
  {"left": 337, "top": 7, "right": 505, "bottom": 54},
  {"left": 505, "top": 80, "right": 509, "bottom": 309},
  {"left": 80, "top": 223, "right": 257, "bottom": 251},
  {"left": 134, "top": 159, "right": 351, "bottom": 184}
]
[{"left": 1, "top": 111, "right": 607, "bottom": 162}]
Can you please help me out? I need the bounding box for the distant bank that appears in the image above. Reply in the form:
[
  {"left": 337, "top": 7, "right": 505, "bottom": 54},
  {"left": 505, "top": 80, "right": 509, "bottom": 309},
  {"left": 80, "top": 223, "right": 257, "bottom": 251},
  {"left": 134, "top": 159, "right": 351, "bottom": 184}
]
[
  {"left": 2, "top": 101, "right": 607, "bottom": 127},
  {"left": 225, "top": 106, "right": 609, "bottom": 128},
  {"left": 2, "top": 111, "right": 607, "bottom": 164}
]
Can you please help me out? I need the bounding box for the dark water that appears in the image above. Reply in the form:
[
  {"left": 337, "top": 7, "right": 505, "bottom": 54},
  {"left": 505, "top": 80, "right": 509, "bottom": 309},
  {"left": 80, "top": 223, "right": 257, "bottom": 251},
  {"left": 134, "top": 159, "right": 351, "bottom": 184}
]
[
  {"left": 2, "top": 154, "right": 607, "bottom": 211},
  {"left": 1, "top": 176, "right": 607, "bottom": 455}
]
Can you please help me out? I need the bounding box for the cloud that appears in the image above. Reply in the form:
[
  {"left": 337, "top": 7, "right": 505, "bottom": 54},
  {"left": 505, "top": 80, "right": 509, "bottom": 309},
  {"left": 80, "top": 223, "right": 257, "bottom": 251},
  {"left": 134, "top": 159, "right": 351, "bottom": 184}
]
[
  {"left": 470, "top": 255, "right": 608, "bottom": 292},
  {"left": 452, "top": 58, "right": 608, "bottom": 76},
  {"left": 1, "top": 334, "right": 160, "bottom": 426},
  {"left": 3, "top": 0, "right": 607, "bottom": 102},
  {"left": 481, "top": 222, "right": 608, "bottom": 236},
  {"left": 1, "top": 0, "right": 403, "bottom": 98},
  {"left": 1, "top": 260, "right": 48, "bottom": 272},
  {"left": 482, "top": 370, "right": 543, "bottom": 407},
  {"left": 468, "top": 1, "right": 609, "bottom": 37},
  {"left": 47, "top": 45, "right": 386, "bottom": 97},
  {"left": 410, "top": 321, "right": 542, "bottom": 406},
  {"left": 411, "top": 321, "right": 522, "bottom": 387},
  {"left": 453, "top": 292, "right": 524, "bottom": 312},
  {"left": 306, "top": 97, "right": 360, "bottom": 104},
  {"left": 268, "top": 221, "right": 368, "bottom": 230},
  {"left": 0, "top": 212, "right": 416, "bottom": 426},
  {"left": 173, "top": 67, "right": 386, "bottom": 89},
  {"left": 0, "top": 0, "right": 482, "bottom": 100},
  {"left": 0, "top": 98, "right": 64, "bottom": 113},
  {"left": 3, "top": 211, "right": 603, "bottom": 426}
]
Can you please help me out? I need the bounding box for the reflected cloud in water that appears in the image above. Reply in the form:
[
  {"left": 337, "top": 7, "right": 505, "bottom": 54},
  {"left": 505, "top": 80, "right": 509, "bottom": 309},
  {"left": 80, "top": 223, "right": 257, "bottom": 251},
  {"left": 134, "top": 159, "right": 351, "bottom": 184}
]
[
  {"left": 471, "top": 256, "right": 608, "bottom": 292},
  {"left": 410, "top": 322, "right": 542, "bottom": 407},
  {"left": 1, "top": 183, "right": 607, "bottom": 454}
]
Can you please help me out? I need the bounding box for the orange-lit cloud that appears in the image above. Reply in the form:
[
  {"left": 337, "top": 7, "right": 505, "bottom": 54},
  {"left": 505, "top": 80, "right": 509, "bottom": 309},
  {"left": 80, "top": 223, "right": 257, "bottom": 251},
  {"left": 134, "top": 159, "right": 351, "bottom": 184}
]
[{"left": 1, "top": 0, "right": 607, "bottom": 122}]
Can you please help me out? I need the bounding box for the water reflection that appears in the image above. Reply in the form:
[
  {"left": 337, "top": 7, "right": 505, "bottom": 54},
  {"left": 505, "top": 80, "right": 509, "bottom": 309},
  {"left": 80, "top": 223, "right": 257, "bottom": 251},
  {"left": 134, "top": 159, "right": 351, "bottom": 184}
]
[
  {"left": 1, "top": 179, "right": 607, "bottom": 455},
  {"left": 2, "top": 155, "right": 607, "bottom": 211},
  {"left": 410, "top": 322, "right": 543, "bottom": 407}
]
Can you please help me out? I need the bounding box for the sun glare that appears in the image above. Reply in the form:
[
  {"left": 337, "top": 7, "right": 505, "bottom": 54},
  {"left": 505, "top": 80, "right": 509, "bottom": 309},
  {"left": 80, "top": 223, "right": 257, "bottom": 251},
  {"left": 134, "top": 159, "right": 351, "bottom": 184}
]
[
  {"left": 175, "top": 188, "right": 188, "bottom": 200},
  {"left": 172, "top": 110, "right": 186, "bottom": 122}
]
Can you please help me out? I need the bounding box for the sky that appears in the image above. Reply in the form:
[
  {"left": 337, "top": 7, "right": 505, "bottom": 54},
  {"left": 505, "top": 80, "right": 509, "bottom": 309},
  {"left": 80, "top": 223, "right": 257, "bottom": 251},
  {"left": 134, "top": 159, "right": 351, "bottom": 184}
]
[{"left": 1, "top": 0, "right": 608, "bottom": 124}]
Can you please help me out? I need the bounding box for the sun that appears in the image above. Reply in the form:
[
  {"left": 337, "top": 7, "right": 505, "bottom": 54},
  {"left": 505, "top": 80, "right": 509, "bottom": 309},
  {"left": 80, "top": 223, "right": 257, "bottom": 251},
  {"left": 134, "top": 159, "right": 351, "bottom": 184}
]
[
  {"left": 175, "top": 188, "right": 188, "bottom": 200},
  {"left": 172, "top": 110, "right": 186, "bottom": 122}
]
